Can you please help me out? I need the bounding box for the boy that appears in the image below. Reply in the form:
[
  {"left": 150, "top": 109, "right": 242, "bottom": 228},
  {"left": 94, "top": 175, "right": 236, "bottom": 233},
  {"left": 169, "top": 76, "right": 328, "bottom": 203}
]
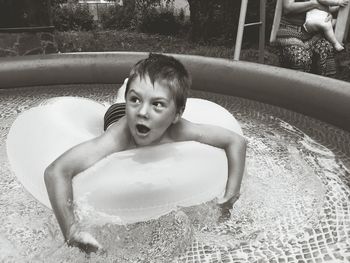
[
  {"left": 44, "top": 53, "right": 246, "bottom": 253},
  {"left": 304, "top": 0, "right": 349, "bottom": 51}
]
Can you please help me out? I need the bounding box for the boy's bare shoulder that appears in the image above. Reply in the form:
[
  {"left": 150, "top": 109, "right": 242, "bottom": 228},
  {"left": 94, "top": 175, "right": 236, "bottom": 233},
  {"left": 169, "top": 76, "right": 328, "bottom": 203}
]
[{"left": 169, "top": 118, "right": 199, "bottom": 141}]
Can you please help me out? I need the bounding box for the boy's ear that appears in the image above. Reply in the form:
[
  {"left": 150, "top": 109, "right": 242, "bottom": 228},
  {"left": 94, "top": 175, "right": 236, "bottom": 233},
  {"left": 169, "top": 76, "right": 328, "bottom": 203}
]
[{"left": 172, "top": 107, "right": 184, "bottom": 124}]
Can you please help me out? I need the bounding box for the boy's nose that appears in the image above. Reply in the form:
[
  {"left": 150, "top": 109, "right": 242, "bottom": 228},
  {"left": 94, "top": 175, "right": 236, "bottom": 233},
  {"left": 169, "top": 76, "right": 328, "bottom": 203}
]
[{"left": 137, "top": 104, "right": 149, "bottom": 118}]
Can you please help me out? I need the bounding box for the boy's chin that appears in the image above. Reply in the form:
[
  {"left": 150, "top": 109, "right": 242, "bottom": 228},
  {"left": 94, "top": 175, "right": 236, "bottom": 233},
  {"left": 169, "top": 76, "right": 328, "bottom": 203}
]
[
  {"left": 133, "top": 136, "right": 165, "bottom": 147},
  {"left": 132, "top": 136, "right": 153, "bottom": 147},
  {"left": 131, "top": 130, "right": 167, "bottom": 147}
]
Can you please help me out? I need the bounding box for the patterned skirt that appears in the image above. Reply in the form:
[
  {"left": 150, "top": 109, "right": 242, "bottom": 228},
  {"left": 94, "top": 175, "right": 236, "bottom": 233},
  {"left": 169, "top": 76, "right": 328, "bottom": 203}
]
[{"left": 275, "top": 21, "right": 336, "bottom": 76}]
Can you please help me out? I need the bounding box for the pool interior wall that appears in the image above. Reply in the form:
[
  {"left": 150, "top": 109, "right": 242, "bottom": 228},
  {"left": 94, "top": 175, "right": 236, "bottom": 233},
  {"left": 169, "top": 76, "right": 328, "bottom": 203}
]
[{"left": 0, "top": 52, "right": 350, "bottom": 132}]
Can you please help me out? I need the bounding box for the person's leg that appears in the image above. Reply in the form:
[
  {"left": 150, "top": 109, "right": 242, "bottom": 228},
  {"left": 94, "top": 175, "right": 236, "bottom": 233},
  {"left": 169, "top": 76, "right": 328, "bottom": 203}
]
[
  {"left": 304, "top": 19, "right": 344, "bottom": 51},
  {"left": 312, "top": 38, "right": 337, "bottom": 77},
  {"left": 303, "top": 20, "right": 319, "bottom": 33},
  {"left": 280, "top": 45, "right": 312, "bottom": 73},
  {"left": 320, "top": 21, "right": 344, "bottom": 51}
]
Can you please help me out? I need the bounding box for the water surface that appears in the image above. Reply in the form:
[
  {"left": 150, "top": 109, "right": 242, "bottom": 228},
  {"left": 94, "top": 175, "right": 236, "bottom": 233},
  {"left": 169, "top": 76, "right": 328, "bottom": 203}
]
[{"left": 0, "top": 84, "right": 349, "bottom": 262}]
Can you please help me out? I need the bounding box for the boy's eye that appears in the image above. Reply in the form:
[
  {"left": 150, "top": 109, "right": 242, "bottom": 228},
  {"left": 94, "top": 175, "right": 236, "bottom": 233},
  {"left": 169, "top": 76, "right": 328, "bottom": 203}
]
[
  {"left": 129, "top": 96, "right": 140, "bottom": 104},
  {"left": 153, "top": 102, "right": 165, "bottom": 108}
]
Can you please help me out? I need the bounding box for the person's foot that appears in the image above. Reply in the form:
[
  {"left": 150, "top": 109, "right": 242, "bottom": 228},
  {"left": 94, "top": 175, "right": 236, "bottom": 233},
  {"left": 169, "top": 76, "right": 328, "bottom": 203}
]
[{"left": 334, "top": 42, "right": 344, "bottom": 52}]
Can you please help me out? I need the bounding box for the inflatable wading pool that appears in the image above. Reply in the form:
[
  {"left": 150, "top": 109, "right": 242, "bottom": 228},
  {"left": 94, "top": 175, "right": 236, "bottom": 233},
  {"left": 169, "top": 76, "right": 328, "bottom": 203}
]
[{"left": 6, "top": 97, "right": 243, "bottom": 224}]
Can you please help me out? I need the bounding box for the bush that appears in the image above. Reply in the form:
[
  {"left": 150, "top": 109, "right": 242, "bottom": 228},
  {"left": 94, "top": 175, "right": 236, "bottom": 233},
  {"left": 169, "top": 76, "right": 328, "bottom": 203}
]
[
  {"left": 138, "top": 9, "right": 182, "bottom": 36},
  {"left": 53, "top": 3, "right": 94, "bottom": 31},
  {"left": 100, "top": 4, "right": 133, "bottom": 30}
]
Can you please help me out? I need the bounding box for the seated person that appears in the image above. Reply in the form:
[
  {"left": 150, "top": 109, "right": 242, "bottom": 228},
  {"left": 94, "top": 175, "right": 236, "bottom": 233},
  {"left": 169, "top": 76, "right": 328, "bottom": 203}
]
[
  {"left": 275, "top": 0, "right": 347, "bottom": 76},
  {"left": 304, "top": 0, "right": 349, "bottom": 51},
  {"left": 44, "top": 53, "right": 247, "bottom": 253}
]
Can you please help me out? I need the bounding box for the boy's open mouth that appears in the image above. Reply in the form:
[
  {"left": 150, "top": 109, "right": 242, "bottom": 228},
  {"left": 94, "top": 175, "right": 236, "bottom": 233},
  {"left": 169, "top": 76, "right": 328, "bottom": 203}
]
[{"left": 136, "top": 124, "right": 150, "bottom": 134}]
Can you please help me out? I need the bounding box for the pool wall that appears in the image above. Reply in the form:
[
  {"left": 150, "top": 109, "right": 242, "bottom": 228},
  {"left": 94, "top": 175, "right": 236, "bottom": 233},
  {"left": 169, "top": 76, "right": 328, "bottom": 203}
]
[{"left": 0, "top": 52, "right": 349, "bottom": 132}]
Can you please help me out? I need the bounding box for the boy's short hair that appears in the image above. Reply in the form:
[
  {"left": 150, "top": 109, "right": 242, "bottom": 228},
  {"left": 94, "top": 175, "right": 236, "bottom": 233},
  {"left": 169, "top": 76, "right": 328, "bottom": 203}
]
[{"left": 125, "top": 53, "right": 191, "bottom": 112}]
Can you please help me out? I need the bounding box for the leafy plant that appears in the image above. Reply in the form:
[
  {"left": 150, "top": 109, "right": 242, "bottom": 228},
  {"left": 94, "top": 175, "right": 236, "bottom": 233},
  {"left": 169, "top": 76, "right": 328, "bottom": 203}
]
[
  {"left": 99, "top": 4, "right": 133, "bottom": 30},
  {"left": 138, "top": 8, "right": 182, "bottom": 35},
  {"left": 52, "top": 2, "right": 94, "bottom": 31}
]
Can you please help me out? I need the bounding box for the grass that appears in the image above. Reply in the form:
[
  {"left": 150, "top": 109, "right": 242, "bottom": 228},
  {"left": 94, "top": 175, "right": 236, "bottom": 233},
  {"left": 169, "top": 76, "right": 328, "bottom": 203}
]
[{"left": 54, "top": 30, "right": 350, "bottom": 82}]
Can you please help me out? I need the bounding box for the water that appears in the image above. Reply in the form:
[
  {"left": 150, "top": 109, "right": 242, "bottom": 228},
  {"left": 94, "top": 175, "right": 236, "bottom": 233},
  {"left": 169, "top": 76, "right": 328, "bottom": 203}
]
[{"left": 0, "top": 84, "right": 349, "bottom": 262}]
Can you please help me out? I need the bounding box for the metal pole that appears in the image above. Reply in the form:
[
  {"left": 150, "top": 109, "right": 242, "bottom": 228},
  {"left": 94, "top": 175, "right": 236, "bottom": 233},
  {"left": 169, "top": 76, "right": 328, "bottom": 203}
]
[
  {"left": 48, "top": 0, "right": 53, "bottom": 27},
  {"left": 259, "top": 0, "right": 266, "bottom": 63},
  {"left": 234, "top": 0, "right": 248, "bottom": 61},
  {"left": 335, "top": 3, "right": 350, "bottom": 42}
]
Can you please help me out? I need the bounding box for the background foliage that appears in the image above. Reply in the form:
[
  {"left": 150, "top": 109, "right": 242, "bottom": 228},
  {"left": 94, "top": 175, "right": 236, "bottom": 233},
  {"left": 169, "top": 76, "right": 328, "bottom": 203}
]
[
  {"left": 0, "top": 0, "right": 277, "bottom": 45},
  {"left": 49, "top": 0, "right": 277, "bottom": 46},
  {"left": 52, "top": 0, "right": 94, "bottom": 31},
  {"left": 1, "top": 0, "right": 350, "bottom": 80}
]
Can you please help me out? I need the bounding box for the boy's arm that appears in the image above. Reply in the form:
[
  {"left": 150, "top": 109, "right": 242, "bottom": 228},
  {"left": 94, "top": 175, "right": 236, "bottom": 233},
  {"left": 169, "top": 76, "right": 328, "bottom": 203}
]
[
  {"left": 172, "top": 119, "right": 247, "bottom": 204},
  {"left": 44, "top": 118, "right": 130, "bottom": 252}
]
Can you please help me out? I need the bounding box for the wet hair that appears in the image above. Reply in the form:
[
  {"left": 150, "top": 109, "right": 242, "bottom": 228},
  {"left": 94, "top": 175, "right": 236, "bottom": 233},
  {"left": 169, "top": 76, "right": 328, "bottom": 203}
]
[{"left": 125, "top": 53, "right": 191, "bottom": 112}]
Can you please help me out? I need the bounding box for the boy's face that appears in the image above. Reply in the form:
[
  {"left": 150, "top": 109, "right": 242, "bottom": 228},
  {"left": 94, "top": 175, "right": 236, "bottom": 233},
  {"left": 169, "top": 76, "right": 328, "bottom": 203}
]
[{"left": 125, "top": 75, "right": 181, "bottom": 146}]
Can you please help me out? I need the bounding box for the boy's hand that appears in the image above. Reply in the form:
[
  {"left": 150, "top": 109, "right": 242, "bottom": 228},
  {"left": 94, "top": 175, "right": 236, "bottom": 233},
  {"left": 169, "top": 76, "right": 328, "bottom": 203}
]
[
  {"left": 67, "top": 225, "right": 102, "bottom": 254},
  {"left": 217, "top": 193, "right": 240, "bottom": 222}
]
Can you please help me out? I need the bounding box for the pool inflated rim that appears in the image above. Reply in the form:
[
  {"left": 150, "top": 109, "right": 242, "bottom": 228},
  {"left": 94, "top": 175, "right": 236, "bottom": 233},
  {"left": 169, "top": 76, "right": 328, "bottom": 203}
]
[{"left": 0, "top": 52, "right": 349, "bottom": 132}]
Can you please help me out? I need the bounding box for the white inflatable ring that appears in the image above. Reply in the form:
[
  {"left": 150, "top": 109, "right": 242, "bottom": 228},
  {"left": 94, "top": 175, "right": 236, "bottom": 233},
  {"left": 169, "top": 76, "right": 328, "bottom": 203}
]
[{"left": 6, "top": 97, "right": 243, "bottom": 224}]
